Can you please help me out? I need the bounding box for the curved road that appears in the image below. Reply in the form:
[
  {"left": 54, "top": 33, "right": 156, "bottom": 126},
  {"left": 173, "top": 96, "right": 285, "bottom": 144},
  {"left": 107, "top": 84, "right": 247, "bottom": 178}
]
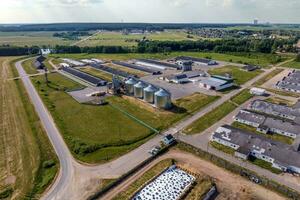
[{"left": 15, "top": 58, "right": 300, "bottom": 199}]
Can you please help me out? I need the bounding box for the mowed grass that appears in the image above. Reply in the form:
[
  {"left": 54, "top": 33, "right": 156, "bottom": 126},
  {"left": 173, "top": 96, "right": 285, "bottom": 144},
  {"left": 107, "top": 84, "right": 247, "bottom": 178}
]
[
  {"left": 50, "top": 52, "right": 288, "bottom": 68},
  {"left": 0, "top": 31, "right": 74, "bottom": 46},
  {"left": 208, "top": 66, "right": 262, "bottom": 85},
  {"left": 112, "top": 159, "right": 174, "bottom": 200},
  {"left": 31, "top": 73, "right": 218, "bottom": 163},
  {"left": 0, "top": 57, "right": 58, "bottom": 199},
  {"left": 78, "top": 30, "right": 202, "bottom": 47},
  {"left": 230, "top": 89, "right": 253, "bottom": 105},
  {"left": 22, "top": 58, "right": 39, "bottom": 74},
  {"left": 282, "top": 60, "right": 300, "bottom": 69},
  {"left": 79, "top": 67, "right": 113, "bottom": 81},
  {"left": 253, "top": 68, "right": 284, "bottom": 86},
  {"left": 184, "top": 101, "right": 237, "bottom": 135}
]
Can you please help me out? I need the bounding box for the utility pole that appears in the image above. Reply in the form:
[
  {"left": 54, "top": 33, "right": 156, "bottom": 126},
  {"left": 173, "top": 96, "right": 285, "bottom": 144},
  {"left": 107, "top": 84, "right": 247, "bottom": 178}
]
[{"left": 44, "top": 67, "right": 49, "bottom": 86}]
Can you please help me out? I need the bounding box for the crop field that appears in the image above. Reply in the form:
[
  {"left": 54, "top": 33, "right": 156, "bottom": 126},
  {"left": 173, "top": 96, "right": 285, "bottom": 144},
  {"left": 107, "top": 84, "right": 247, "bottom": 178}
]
[
  {"left": 0, "top": 31, "right": 76, "bottom": 46},
  {"left": 208, "top": 66, "right": 262, "bottom": 85},
  {"left": 77, "top": 30, "right": 203, "bottom": 47},
  {"left": 0, "top": 57, "right": 58, "bottom": 199},
  {"left": 31, "top": 73, "right": 218, "bottom": 163},
  {"left": 51, "top": 52, "right": 287, "bottom": 67}
]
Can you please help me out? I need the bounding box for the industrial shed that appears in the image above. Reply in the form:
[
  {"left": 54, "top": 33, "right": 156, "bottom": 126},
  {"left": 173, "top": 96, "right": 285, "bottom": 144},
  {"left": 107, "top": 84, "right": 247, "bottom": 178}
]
[{"left": 199, "top": 75, "right": 234, "bottom": 91}]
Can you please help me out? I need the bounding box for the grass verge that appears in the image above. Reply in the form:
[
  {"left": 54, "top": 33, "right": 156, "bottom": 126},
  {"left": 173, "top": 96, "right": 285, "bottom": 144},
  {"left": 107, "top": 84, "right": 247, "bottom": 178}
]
[
  {"left": 230, "top": 89, "right": 253, "bottom": 105},
  {"left": 248, "top": 156, "right": 282, "bottom": 174},
  {"left": 210, "top": 141, "right": 235, "bottom": 155},
  {"left": 253, "top": 68, "right": 284, "bottom": 86},
  {"left": 208, "top": 66, "right": 262, "bottom": 85},
  {"left": 183, "top": 101, "right": 237, "bottom": 134}
]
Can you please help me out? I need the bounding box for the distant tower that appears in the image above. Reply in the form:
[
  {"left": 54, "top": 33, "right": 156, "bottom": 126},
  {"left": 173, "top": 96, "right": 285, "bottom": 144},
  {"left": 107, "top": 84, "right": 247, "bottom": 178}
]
[{"left": 254, "top": 19, "right": 258, "bottom": 25}]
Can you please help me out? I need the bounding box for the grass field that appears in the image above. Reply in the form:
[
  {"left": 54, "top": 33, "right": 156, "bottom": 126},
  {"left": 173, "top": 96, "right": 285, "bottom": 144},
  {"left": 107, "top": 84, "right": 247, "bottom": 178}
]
[
  {"left": 231, "top": 122, "right": 294, "bottom": 145},
  {"left": 22, "top": 58, "right": 39, "bottom": 74},
  {"left": 0, "top": 31, "right": 75, "bottom": 46},
  {"left": 210, "top": 142, "right": 235, "bottom": 155},
  {"left": 208, "top": 66, "right": 262, "bottom": 85},
  {"left": 0, "top": 57, "right": 58, "bottom": 199},
  {"left": 77, "top": 30, "right": 203, "bottom": 47},
  {"left": 31, "top": 73, "right": 218, "bottom": 163},
  {"left": 253, "top": 68, "right": 284, "bottom": 86},
  {"left": 230, "top": 89, "right": 253, "bottom": 105},
  {"left": 112, "top": 159, "right": 174, "bottom": 200},
  {"left": 282, "top": 60, "right": 300, "bottom": 69},
  {"left": 79, "top": 67, "right": 113, "bottom": 81},
  {"left": 50, "top": 52, "right": 288, "bottom": 68},
  {"left": 184, "top": 101, "right": 237, "bottom": 135}
]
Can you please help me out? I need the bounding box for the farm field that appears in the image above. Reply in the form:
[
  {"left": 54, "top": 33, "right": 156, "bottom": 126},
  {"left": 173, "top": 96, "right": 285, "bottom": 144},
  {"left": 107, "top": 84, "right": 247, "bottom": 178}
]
[
  {"left": 0, "top": 31, "right": 75, "bottom": 46},
  {"left": 31, "top": 73, "right": 218, "bottom": 163},
  {"left": 77, "top": 30, "right": 203, "bottom": 47},
  {"left": 208, "top": 66, "right": 262, "bottom": 85},
  {"left": 0, "top": 57, "right": 58, "bottom": 199},
  {"left": 51, "top": 52, "right": 287, "bottom": 68}
]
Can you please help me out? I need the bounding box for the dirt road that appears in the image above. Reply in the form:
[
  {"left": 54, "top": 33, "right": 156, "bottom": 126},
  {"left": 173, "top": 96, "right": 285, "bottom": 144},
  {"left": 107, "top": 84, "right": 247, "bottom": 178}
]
[{"left": 102, "top": 150, "right": 287, "bottom": 200}]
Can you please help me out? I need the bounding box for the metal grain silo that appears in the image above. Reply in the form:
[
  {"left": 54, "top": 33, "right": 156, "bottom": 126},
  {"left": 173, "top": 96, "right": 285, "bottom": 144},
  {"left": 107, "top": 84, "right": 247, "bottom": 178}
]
[
  {"left": 125, "top": 78, "right": 137, "bottom": 95},
  {"left": 154, "top": 89, "right": 172, "bottom": 109},
  {"left": 134, "top": 81, "right": 147, "bottom": 98},
  {"left": 143, "top": 85, "right": 158, "bottom": 103}
]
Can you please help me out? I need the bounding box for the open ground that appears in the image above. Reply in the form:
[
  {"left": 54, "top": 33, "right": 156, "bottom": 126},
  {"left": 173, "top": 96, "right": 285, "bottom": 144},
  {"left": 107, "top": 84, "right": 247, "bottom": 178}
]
[{"left": 0, "top": 57, "right": 58, "bottom": 199}]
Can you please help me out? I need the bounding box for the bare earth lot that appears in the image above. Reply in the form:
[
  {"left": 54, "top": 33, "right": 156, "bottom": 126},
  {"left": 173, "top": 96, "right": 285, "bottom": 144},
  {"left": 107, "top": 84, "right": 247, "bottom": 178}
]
[{"left": 103, "top": 150, "right": 286, "bottom": 200}]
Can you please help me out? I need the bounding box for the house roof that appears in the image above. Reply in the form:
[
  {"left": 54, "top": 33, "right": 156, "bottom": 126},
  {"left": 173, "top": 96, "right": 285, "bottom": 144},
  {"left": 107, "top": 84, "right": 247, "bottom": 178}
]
[
  {"left": 250, "top": 100, "right": 300, "bottom": 118},
  {"left": 200, "top": 77, "right": 230, "bottom": 87},
  {"left": 176, "top": 56, "right": 216, "bottom": 64},
  {"left": 235, "top": 110, "right": 266, "bottom": 125},
  {"left": 213, "top": 125, "right": 300, "bottom": 168}
]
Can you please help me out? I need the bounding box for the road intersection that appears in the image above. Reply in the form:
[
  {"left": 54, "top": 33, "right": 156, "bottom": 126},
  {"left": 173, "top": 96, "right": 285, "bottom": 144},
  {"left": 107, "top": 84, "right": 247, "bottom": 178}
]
[{"left": 15, "top": 59, "right": 300, "bottom": 200}]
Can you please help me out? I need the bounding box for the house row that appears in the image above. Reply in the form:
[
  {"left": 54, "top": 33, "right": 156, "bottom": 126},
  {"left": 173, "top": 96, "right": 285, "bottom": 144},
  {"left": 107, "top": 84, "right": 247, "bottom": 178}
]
[
  {"left": 277, "top": 70, "right": 300, "bottom": 93},
  {"left": 234, "top": 110, "right": 300, "bottom": 139},
  {"left": 249, "top": 100, "right": 300, "bottom": 121},
  {"left": 211, "top": 125, "right": 300, "bottom": 174}
]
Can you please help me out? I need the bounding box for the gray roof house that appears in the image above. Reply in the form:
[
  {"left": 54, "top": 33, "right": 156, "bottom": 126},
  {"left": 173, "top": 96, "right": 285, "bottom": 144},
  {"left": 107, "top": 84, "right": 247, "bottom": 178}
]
[{"left": 211, "top": 125, "right": 300, "bottom": 174}]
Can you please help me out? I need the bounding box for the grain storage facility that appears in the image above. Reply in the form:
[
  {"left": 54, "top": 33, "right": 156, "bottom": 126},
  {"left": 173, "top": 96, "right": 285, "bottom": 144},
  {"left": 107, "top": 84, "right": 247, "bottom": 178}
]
[
  {"left": 154, "top": 89, "right": 172, "bottom": 109},
  {"left": 134, "top": 81, "right": 148, "bottom": 99},
  {"left": 143, "top": 85, "right": 158, "bottom": 103},
  {"left": 125, "top": 78, "right": 138, "bottom": 95}
]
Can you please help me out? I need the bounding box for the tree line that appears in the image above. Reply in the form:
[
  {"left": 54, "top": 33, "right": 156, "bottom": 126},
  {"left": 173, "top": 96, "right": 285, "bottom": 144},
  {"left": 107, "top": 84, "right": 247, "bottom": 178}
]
[{"left": 1, "top": 37, "right": 298, "bottom": 56}]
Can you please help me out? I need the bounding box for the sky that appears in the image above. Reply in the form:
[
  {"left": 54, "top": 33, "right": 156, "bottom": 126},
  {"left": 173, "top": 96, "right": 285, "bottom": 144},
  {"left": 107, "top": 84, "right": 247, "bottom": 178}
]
[{"left": 0, "top": 0, "right": 300, "bottom": 24}]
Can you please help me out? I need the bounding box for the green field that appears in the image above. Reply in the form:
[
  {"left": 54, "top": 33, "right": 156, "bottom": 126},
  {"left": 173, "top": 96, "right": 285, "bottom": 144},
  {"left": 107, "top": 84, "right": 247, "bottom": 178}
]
[
  {"left": 77, "top": 30, "right": 204, "bottom": 47},
  {"left": 31, "top": 73, "right": 218, "bottom": 163},
  {"left": 0, "top": 31, "right": 76, "bottom": 46},
  {"left": 282, "top": 60, "right": 300, "bottom": 69},
  {"left": 184, "top": 101, "right": 237, "bottom": 135},
  {"left": 230, "top": 89, "right": 253, "bottom": 105},
  {"left": 253, "top": 68, "right": 284, "bottom": 86},
  {"left": 22, "top": 58, "right": 39, "bottom": 74},
  {"left": 50, "top": 52, "right": 288, "bottom": 68},
  {"left": 208, "top": 66, "right": 262, "bottom": 85},
  {"left": 231, "top": 122, "right": 294, "bottom": 145},
  {"left": 0, "top": 57, "right": 58, "bottom": 199}
]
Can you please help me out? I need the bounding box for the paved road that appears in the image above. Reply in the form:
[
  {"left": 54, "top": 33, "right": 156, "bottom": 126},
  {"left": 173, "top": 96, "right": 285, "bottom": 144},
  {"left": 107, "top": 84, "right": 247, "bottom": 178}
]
[{"left": 16, "top": 58, "right": 300, "bottom": 199}]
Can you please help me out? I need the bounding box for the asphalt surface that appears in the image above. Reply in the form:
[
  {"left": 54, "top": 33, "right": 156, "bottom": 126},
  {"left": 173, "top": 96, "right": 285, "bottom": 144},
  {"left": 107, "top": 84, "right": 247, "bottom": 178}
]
[{"left": 16, "top": 58, "right": 300, "bottom": 199}]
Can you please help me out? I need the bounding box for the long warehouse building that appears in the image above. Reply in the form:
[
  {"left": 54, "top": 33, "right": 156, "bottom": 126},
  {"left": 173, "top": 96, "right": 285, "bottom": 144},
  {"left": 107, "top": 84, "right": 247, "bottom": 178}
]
[
  {"left": 61, "top": 67, "right": 107, "bottom": 86},
  {"left": 135, "top": 59, "right": 179, "bottom": 70},
  {"left": 112, "top": 61, "right": 161, "bottom": 75},
  {"left": 90, "top": 63, "right": 136, "bottom": 78}
]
